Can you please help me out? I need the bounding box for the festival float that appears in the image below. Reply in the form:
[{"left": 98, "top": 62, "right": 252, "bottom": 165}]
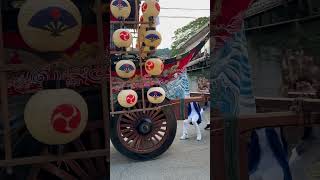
[{"left": 0, "top": 0, "right": 208, "bottom": 179}]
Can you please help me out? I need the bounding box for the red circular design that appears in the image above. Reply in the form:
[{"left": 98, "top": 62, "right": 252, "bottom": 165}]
[
  {"left": 155, "top": 2, "right": 160, "bottom": 12},
  {"left": 126, "top": 94, "right": 136, "bottom": 104},
  {"left": 142, "top": 3, "right": 148, "bottom": 12},
  {"left": 119, "top": 31, "right": 130, "bottom": 41},
  {"left": 51, "top": 104, "right": 81, "bottom": 134},
  {"left": 50, "top": 8, "right": 61, "bottom": 20},
  {"left": 146, "top": 61, "right": 155, "bottom": 71}
]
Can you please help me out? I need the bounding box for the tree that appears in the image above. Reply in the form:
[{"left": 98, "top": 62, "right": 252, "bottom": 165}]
[
  {"left": 154, "top": 48, "right": 171, "bottom": 59},
  {"left": 171, "top": 17, "right": 209, "bottom": 56}
]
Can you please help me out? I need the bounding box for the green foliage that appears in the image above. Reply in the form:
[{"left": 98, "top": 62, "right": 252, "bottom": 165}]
[
  {"left": 171, "top": 17, "right": 209, "bottom": 56},
  {"left": 154, "top": 48, "right": 171, "bottom": 59}
]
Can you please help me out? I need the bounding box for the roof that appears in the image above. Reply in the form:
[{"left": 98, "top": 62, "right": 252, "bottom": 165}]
[{"left": 176, "top": 21, "right": 210, "bottom": 54}]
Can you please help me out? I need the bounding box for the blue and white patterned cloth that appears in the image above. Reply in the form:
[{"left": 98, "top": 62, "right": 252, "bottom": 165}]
[{"left": 162, "top": 71, "right": 190, "bottom": 100}]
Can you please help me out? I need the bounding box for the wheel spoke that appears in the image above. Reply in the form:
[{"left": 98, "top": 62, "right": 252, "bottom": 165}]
[
  {"left": 130, "top": 135, "right": 139, "bottom": 148},
  {"left": 151, "top": 109, "right": 162, "bottom": 119},
  {"left": 123, "top": 113, "right": 136, "bottom": 121},
  {"left": 122, "top": 130, "right": 135, "bottom": 138},
  {"left": 120, "top": 124, "right": 133, "bottom": 128},
  {"left": 153, "top": 113, "right": 165, "bottom": 122},
  {"left": 120, "top": 117, "right": 134, "bottom": 124}
]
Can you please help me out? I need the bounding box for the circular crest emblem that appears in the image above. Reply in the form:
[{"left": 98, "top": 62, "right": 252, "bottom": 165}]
[{"left": 18, "top": 0, "right": 82, "bottom": 52}]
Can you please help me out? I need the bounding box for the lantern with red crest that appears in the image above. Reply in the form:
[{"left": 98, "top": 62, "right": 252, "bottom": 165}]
[
  {"left": 145, "top": 57, "right": 164, "bottom": 76},
  {"left": 117, "top": 89, "right": 138, "bottom": 108},
  {"left": 141, "top": 0, "right": 160, "bottom": 20},
  {"left": 113, "top": 29, "right": 133, "bottom": 48},
  {"left": 144, "top": 30, "right": 162, "bottom": 49},
  {"left": 115, "top": 59, "right": 136, "bottom": 79},
  {"left": 147, "top": 87, "right": 166, "bottom": 104},
  {"left": 110, "top": 0, "right": 131, "bottom": 20},
  {"left": 24, "top": 81, "right": 88, "bottom": 145}
]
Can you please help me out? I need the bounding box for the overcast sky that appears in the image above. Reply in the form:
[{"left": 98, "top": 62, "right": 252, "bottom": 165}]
[{"left": 155, "top": 0, "right": 210, "bottom": 49}]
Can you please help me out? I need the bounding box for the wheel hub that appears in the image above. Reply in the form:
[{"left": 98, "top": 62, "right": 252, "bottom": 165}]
[{"left": 137, "top": 118, "right": 153, "bottom": 135}]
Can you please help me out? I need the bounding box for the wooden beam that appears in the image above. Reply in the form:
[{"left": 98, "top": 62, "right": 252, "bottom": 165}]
[
  {"left": 0, "top": 2, "right": 12, "bottom": 165},
  {"left": 95, "top": 0, "right": 109, "bottom": 151},
  {"left": 0, "top": 149, "right": 108, "bottom": 167}
]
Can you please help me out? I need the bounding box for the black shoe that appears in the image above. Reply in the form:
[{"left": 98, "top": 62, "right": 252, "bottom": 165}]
[{"left": 204, "top": 124, "right": 210, "bottom": 130}]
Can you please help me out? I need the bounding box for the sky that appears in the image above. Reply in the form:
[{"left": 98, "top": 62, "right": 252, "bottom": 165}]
[{"left": 155, "top": 0, "right": 210, "bottom": 49}]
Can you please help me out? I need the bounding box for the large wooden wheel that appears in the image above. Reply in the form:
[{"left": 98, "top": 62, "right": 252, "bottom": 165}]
[{"left": 110, "top": 100, "right": 177, "bottom": 160}]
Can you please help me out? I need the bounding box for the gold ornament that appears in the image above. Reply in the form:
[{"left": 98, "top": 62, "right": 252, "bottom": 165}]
[
  {"left": 145, "top": 57, "right": 164, "bottom": 76},
  {"left": 18, "top": 0, "right": 82, "bottom": 52},
  {"left": 144, "top": 30, "right": 162, "bottom": 48},
  {"left": 117, "top": 89, "right": 138, "bottom": 108},
  {"left": 110, "top": 0, "right": 131, "bottom": 20},
  {"left": 112, "top": 29, "right": 133, "bottom": 48},
  {"left": 24, "top": 89, "right": 88, "bottom": 145},
  {"left": 115, "top": 60, "right": 136, "bottom": 78},
  {"left": 147, "top": 87, "right": 166, "bottom": 104}
]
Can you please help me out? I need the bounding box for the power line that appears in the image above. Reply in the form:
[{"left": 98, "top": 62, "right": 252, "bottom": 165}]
[
  {"left": 161, "top": 7, "right": 210, "bottom": 11},
  {"left": 159, "top": 16, "right": 201, "bottom": 19}
]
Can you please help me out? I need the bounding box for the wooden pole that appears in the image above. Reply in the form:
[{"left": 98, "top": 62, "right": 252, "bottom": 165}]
[
  {"left": 0, "top": 3, "right": 13, "bottom": 168},
  {"left": 95, "top": 0, "right": 109, "bottom": 150}
]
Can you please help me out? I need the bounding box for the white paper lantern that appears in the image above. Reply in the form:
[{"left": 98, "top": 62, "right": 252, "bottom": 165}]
[
  {"left": 144, "top": 30, "right": 162, "bottom": 48},
  {"left": 24, "top": 89, "right": 88, "bottom": 145},
  {"left": 140, "top": 15, "right": 156, "bottom": 29},
  {"left": 141, "top": 0, "right": 160, "bottom": 19},
  {"left": 112, "top": 29, "right": 133, "bottom": 48},
  {"left": 110, "top": 0, "right": 131, "bottom": 20},
  {"left": 115, "top": 60, "right": 136, "bottom": 78},
  {"left": 18, "top": 0, "right": 82, "bottom": 52},
  {"left": 117, "top": 89, "right": 138, "bottom": 108},
  {"left": 145, "top": 58, "right": 164, "bottom": 76},
  {"left": 147, "top": 87, "right": 166, "bottom": 104}
]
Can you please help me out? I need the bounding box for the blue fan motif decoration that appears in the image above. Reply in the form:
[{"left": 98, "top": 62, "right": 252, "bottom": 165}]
[
  {"left": 112, "top": 0, "right": 128, "bottom": 8},
  {"left": 149, "top": 91, "right": 163, "bottom": 99},
  {"left": 119, "top": 64, "right": 135, "bottom": 73},
  {"left": 28, "top": 7, "right": 78, "bottom": 37},
  {"left": 145, "top": 34, "right": 160, "bottom": 42}
]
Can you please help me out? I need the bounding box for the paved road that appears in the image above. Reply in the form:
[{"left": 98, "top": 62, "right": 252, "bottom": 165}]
[{"left": 110, "top": 114, "right": 210, "bottom": 180}]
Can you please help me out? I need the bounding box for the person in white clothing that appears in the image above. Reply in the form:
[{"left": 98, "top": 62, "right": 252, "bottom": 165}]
[{"left": 180, "top": 101, "right": 205, "bottom": 141}]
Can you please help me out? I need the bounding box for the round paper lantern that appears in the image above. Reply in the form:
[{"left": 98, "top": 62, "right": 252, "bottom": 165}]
[
  {"left": 144, "top": 30, "right": 162, "bottom": 48},
  {"left": 24, "top": 89, "right": 88, "bottom": 145},
  {"left": 118, "top": 89, "right": 138, "bottom": 108},
  {"left": 147, "top": 87, "right": 166, "bottom": 104},
  {"left": 113, "top": 29, "right": 133, "bottom": 48},
  {"left": 18, "top": 0, "right": 82, "bottom": 52},
  {"left": 145, "top": 58, "right": 164, "bottom": 76},
  {"left": 115, "top": 60, "right": 136, "bottom": 78},
  {"left": 110, "top": 0, "right": 131, "bottom": 20},
  {"left": 141, "top": 0, "right": 160, "bottom": 19},
  {"left": 140, "top": 15, "right": 156, "bottom": 29}
]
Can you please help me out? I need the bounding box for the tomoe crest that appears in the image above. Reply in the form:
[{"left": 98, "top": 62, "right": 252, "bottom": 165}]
[{"left": 28, "top": 7, "right": 78, "bottom": 36}]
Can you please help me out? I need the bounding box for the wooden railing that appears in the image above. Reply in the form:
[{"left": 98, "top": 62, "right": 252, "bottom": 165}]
[{"left": 212, "top": 97, "right": 320, "bottom": 180}]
